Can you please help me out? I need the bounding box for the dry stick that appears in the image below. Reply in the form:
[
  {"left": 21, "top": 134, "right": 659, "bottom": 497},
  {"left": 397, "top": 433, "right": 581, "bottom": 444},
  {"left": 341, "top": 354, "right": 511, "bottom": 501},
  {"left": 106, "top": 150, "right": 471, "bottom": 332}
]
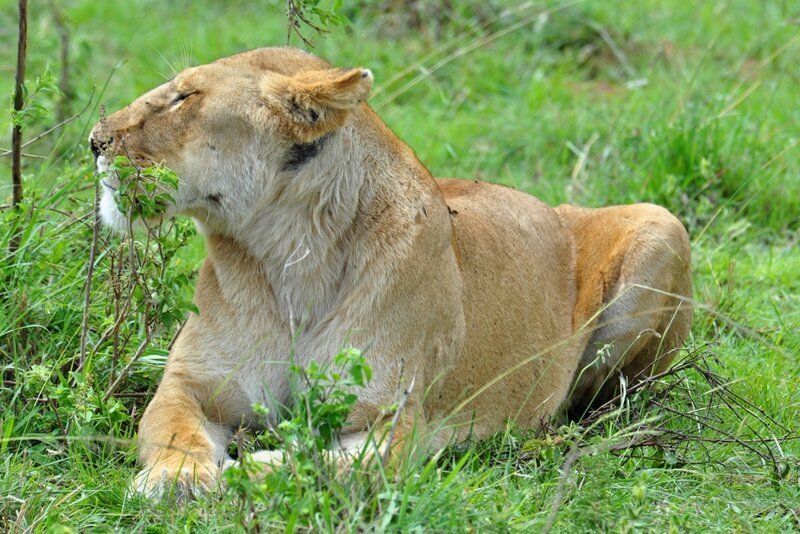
[
  {"left": 82, "top": 288, "right": 138, "bottom": 368},
  {"left": 75, "top": 260, "right": 144, "bottom": 379},
  {"left": 46, "top": 398, "right": 69, "bottom": 448},
  {"left": 652, "top": 401, "right": 776, "bottom": 465},
  {"left": 74, "top": 255, "right": 139, "bottom": 375},
  {"left": 103, "top": 337, "right": 151, "bottom": 402},
  {"left": 78, "top": 182, "right": 101, "bottom": 370},
  {"left": 579, "top": 350, "right": 706, "bottom": 425},
  {"left": 9, "top": 0, "right": 28, "bottom": 253},
  {"left": 110, "top": 243, "right": 127, "bottom": 383},
  {"left": 701, "top": 381, "right": 781, "bottom": 468}
]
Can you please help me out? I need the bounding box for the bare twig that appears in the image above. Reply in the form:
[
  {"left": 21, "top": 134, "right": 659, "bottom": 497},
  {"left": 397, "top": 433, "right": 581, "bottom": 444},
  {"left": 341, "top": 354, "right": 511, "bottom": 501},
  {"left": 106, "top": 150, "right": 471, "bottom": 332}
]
[
  {"left": 10, "top": 0, "right": 28, "bottom": 253},
  {"left": 167, "top": 319, "right": 187, "bottom": 351},
  {"left": 583, "top": 347, "right": 793, "bottom": 474},
  {"left": 0, "top": 152, "right": 45, "bottom": 160},
  {"left": 103, "top": 337, "right": 151, "bottom": 402},
  {"left": 285, "top": 0, "right": 328, "bottom": 47},
  {"left": 381, "top": 374, "right": 415, "bottom": 467},
  {"left": 46, "top": 398, "right": 69, "bottom": 448},
  {"left": 78, "top": 182, "right": 101, "bottom": 370},
  {"left": 580, "top": 348, "right": 711, "bottom": 425}
]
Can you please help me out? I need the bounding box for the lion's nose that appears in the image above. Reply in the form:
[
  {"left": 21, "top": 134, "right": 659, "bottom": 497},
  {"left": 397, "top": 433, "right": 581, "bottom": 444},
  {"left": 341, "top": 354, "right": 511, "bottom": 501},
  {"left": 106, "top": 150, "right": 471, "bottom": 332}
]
[{"left": 89, "top": 135, "right": 112, "bottom": 160}]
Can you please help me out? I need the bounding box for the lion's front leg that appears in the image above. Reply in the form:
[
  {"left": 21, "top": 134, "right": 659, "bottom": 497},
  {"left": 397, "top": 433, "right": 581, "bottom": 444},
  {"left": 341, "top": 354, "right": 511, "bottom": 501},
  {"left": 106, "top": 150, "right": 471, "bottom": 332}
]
[{"left": 133, "top": 375, "right": 231, "bottom": 500}]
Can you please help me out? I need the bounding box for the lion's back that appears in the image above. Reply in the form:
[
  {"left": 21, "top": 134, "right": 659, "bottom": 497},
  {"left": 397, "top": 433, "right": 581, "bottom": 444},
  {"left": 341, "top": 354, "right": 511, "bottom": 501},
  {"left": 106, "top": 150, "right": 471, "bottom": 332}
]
[{"left": 432, "top": 179, "right": 582, "bottom": 438}]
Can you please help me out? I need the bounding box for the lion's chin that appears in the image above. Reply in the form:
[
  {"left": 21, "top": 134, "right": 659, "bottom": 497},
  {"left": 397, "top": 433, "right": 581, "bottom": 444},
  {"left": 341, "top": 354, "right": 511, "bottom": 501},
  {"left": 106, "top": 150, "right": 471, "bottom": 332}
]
[
  {"left": 99, "top": 183, "right": 129, "bottom": 233},
  {"left": 98, "top": 182, "right": 172, "bottom": 233}
]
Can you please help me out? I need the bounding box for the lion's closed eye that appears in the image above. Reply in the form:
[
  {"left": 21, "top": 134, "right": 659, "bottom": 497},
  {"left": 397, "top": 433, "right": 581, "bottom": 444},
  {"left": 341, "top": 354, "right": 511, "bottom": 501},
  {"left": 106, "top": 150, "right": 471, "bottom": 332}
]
[{"left": 171, "top": 92, "right": 198, "bottom": 107}]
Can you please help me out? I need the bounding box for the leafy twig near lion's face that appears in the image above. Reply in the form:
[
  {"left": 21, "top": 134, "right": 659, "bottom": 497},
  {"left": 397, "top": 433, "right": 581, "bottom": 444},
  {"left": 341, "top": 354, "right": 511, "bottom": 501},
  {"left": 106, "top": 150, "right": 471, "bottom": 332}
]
[
  {"left": 285, "top": 0, "right": 348, "bottom": 47},
  {"left": 109, "top": 155, "right": 179, "bottom": 222},
  {"left": 93, "top": 154, "right": 196, "bottom": 400}
]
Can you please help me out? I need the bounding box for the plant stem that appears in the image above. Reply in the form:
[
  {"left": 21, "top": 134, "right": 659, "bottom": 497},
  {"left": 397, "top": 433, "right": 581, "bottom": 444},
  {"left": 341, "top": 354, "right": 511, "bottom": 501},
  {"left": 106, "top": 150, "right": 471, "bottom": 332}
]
[
  {"left": 79, "top": 182, "right": 101, "bottom": 370},
  {"left": 11, "top": 0, "right": 28, "bottom": 204},
  {"left": 103, "top": 337, "right": 151, "bottom": 402},
  {"left": 10, "top": 0, "right": 28, "bottom": 252}
]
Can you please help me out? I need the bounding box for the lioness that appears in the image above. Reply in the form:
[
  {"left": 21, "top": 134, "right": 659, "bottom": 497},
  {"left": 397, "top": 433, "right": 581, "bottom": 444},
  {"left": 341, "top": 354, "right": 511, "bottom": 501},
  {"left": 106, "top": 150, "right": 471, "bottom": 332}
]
[{"left": 90, "top": 47, "right": 692, "bottom": 499}]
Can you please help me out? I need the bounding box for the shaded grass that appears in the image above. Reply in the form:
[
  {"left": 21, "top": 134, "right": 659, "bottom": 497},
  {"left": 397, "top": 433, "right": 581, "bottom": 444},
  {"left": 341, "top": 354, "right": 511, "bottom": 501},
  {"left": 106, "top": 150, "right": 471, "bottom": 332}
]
[{"left": 1, "top": 0, "right": 799, "bottom": 531}]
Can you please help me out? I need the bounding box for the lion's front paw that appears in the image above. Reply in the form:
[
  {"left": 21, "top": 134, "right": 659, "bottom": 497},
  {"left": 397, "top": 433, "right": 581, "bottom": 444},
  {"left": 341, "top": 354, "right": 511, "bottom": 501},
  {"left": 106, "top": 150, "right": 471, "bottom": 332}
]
[{"left": 132, "top": 460, "right": 220, "bottom": 501}]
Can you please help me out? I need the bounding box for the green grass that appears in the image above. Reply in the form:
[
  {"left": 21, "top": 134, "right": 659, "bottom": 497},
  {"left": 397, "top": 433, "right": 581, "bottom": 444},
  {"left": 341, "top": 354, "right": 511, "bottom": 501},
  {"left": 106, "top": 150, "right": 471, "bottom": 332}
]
[{"left": 2, "top": 0, "right": 799, "bottom": 531}]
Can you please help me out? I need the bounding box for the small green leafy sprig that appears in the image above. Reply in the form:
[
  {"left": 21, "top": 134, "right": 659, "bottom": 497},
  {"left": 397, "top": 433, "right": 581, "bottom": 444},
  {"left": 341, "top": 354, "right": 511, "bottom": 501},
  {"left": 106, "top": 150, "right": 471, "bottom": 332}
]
[
  {"left": 286, "top": 0, "right": 348, "bottom": 47},
  {"left": 226, "top": 348, "right": 373, "bottom": 524},
  {"left": 290, "top": 346, "right": 373, "bottom": 449},
  {"left": 109, "top": 155, "right": 179, "bottom": 221},
  {"left": 9, "top": 67, "right": 62, "bottom": 128}
]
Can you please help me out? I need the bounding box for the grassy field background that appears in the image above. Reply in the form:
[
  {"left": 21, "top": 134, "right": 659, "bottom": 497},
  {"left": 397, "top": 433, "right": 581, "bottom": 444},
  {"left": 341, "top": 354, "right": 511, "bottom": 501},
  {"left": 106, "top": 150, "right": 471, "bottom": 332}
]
[{"left": 1, "top": 0, "right": 798, "bottom": 530}]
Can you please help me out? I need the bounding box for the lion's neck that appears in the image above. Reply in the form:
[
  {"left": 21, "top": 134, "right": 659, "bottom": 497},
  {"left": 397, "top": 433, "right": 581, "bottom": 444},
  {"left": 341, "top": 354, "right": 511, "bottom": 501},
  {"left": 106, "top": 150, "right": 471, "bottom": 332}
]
[
  {"left": 210, "top": 118, "right": 400, "bottom": 331},
  {"left": 201, "top": 110, "right": 437, "bottom": 333}
]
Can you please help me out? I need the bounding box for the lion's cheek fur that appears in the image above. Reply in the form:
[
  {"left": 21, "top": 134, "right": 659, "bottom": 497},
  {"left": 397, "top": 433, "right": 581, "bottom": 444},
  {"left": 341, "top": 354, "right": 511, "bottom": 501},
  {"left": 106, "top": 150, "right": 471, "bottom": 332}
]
[{"left": 98, "top": 184, "right": 128, "bottom": 232}]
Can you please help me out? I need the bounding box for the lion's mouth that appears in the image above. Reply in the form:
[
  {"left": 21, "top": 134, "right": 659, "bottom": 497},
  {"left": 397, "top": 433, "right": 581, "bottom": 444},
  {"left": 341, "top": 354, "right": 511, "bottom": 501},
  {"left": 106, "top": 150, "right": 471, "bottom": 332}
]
[
  {"left": 96, "top": 154, "right": 121, "bottom": 192},
  {"left": 95, "top": 155, "right": 126, "bottom": 193}
]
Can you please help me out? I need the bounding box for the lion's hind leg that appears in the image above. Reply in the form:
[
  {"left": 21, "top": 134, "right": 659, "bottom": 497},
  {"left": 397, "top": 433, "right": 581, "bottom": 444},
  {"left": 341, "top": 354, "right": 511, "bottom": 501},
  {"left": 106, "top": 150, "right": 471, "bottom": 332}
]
[{"left": 558, "top": 203, "right": 693, "bottom": 418}]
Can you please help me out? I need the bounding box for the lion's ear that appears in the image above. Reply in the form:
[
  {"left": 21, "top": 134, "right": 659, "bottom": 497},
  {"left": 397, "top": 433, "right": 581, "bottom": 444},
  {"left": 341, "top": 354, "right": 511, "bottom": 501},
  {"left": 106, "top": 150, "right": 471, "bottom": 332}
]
[{"left": 266, "top": 67, "right": 373, "bottom": 142}]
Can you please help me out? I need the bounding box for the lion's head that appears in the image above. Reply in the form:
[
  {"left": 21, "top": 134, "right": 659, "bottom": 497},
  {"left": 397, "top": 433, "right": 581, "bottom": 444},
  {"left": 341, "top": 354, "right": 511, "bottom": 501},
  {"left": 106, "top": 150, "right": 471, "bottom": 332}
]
[{"left": 90, "top": 47, "right": 373, "bottom": 234}]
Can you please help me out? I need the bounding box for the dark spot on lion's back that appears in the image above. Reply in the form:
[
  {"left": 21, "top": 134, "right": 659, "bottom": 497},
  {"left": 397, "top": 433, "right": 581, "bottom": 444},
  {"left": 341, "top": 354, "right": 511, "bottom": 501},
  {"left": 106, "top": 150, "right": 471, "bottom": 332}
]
[
  {"left": 205, "top": 193, "right": 222, "bottom": 203},
  {"left": 207, "top": 142, "right": 217, "bottom": 151}
]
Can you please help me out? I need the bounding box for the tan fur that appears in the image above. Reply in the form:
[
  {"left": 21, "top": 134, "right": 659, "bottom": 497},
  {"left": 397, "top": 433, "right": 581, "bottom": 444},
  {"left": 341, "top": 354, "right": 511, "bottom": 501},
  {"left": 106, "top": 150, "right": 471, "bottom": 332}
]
[{"left": 89, "top": 47, "right": 692, "bottom": 499}]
